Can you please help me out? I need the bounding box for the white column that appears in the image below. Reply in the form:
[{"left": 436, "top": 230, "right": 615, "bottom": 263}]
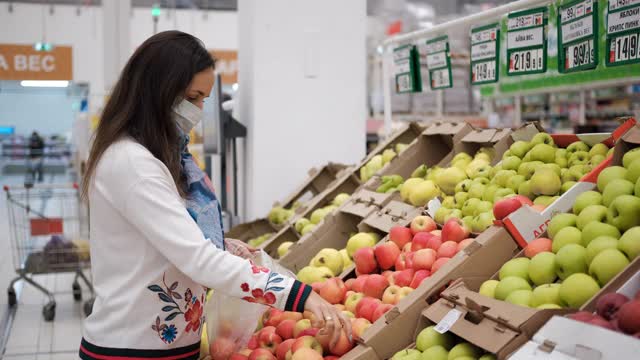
[
  {"left": 237, "top": 0, "right": 367, "bottom": 220},
  {"left": 102, "top": 0, "right": 131, "bottom": 93}
]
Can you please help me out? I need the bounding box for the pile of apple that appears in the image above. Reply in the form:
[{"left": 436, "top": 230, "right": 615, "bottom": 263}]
[
  {"left": 268, "top": 203, "right": 299, "bottom": 226},
  {"left": 360, "top": 143, "right": 408, "bottom": 183},
  {"left": 477, "top": 151, "right": 640, "bottom": 310},
  {"left": 248, "top": 233, "right": 276, "bottom": 248},
  {"left": 291, "top": 193, "right": 351, "bottom": 238},
  {"left": 569, "top": 290, "right": 640, "bottom": 337},
  {"left": 391, "top": 325, "right": 496, "bottom": 360}
]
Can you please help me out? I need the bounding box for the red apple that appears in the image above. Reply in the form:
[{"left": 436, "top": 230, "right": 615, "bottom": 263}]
[
  {"left": 276, "top": 319, "right": 296, "bottom": 340},
  {"left": 389, "top": 226, "right": 413, "bottom": 249},
  {"left": 293, "top": 319, "right": 311, "bottom": 338},
  {"left": 276, "top": 339, "right": 295, "bottom": 360},
  {"left": 259, "top": 327, "right": 283, "bottom": 352},
  {"left": 411, "top": 232, "right": 434, "bottom": 251},
  {"left": 441, "top": 218, "right": 470, "bottom": 243},
  {"left": 493, "top": 197, "right": 523, "bottom": 220},
  {"left": 230, "top": 353, "right": 249, "bottom": 360},
  {"left": 291, "top": 348, "right": 323, "bottom": 360},
  {"left": 298, "top": 328, "right": 320, "bottom": 338},
  {"left": 211, "top": 338, "right": 237, "bottom": 360},
  {"left": 524, "top": 238, "right": 553, "bottom": 258},
  {"left": 457, "top": 238, "right": 475, "bottom": 252},
  {"left": 432, "top": 257, "right": 449, "bottom": 273},
  {"left": 616, "top": 300, "right": 640, "bottom": 334},
  {"left": 412, "top": 249, "right": 437, "bottom": 271},
  {"left": 596, "top": 293, "right": 630, "bottom": 321},
  {"left": 382, "top": 285, "right": 401, "bottom": 305},
  {"left": 371, "top": 303, "right": 393, "bottom": 322},
  {"left": 402, "top": 243, "right": 413, "bottom": 253},
  {"left": 395, "top": 252, "right": 414, "bottom": 270},
  {"left": 431, "top": 230, "right": 442, "bottom": 236},
  {"left": 425, "top": 235, "right": 443, "bottom": 251},
  {"left": 351, "top": 275, "right": 369, "bottom": 293},
  {"left": 249, "top": 348, "right": 277, "bottom": 360},
  {"left": 329, "top": 330, "right": 354, "bottom": 356},
  {"left": 381, "top": 270, "right": 395, "bottom": 285},
  {"left": 410, "top": 269, "right": 430, "bottom": 289},
  {"left": 325, "top": 356, "right": 340, "bottom": 360},
  {"left": 351, "top": 318, "right": 372, "bottom": 340},
  {"left": 344, "top": 292, "right": 365, "bottom": 314},
  {"left": 291, "top": 336, "right": 323, "bottom": 355},
  {"left": 363, "top": 274, "right": 390, "bottom": 299},
  {"left": 513, "top": 195, "right": 534, "bottom": 206},
  {"left": 356, "top": 297, "right": 381, "bottom": 321},
  {"left": 568, "top": 311, "right": 596, "bottom": 323},
  {"left": 353, "top": 247, "right": 378, "bottom": 274},
  {"left": 319, "top": 278, "right": 347, "bottom": 305},
  {"left": 263, "top": 309, "right": 285, "bottom": 327},
  {"left": 437, "top": 241, "right": 458, "bottom": 258},
  {"left": 410, "top": 215, "right": 437, "bottom": 234},
  {"left": 344, "top": 278, "right": 355, "bottom": 291},
  {"left": 375, "top": 242, "right": 401, "bottom": 270},
  {"left": 588, "top": 315, "right": 616, "bottom": 330},
  {"left": 392, "top": 269, "right": 415, "bottom": 287},
  {"left": 248, "top": 335, "right": 259, "bottom": 350}
]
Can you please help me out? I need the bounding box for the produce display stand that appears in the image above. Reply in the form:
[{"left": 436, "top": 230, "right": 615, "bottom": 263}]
[
  {"left": 225, "top": 218, "right": 279, "bottom": 242},
  {"left": 358, "top": 122, "right": 426, "bottom": 169}
]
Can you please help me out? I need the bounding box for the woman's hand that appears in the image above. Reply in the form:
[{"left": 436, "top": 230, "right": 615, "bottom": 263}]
[
  {"left": 304, "top": 291, "right": 352, "bottom": 349},
  {"left": 224, "top": 238, "right": 257, "bottom": 259}
]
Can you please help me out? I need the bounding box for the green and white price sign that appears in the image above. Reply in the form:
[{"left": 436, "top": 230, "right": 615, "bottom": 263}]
[
  {"left": 425, "top": 35, "right": 452, "bottom": 90},
  {"left": 558, "top": 0, "right": 598, "bottom": 72},
  {"left": 470, "top": 23, "right": 500, "bottom": 85},
  {"left": 393, "top": 44, "right": 422, "bottom": 93},
  {"left": 606, "top": 0, "right": 640, "bottom": 66},
  {"left": 506, "top": 7, "right": 548, "bottom": 75}
]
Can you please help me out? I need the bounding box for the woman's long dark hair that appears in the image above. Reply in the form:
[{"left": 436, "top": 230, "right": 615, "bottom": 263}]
[{"left": 81, "top": 31, "right": 215, "bottom": 199}]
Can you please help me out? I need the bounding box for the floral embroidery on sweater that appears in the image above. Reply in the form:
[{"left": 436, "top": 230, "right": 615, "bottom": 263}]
[{"left": 240, "top": 272, "right": 286, "bottom": 306}]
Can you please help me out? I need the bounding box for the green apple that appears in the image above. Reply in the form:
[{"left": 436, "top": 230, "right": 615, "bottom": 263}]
[
  {"left": 421, "top": 345, "right": 449, "bottom": 360},
  {"left": 555, "top": 156, "right": 569, "bottom": 168},
  {"left": 589, "top": 155, "right": 606, "bottom": 166},
  {"left": 537, "top": 303, "right": 563, "bottom": 309},
  {"left": 576, "top": 205, "right": 609, "bottom": 230},
  {"left": 479, "top": 355, "right": 497, "bottom": 360},
  {"left": 506, "top": 289, "right": 533, "bottom": 307},
  {"left": 531, "top": 132, "right": 555, "bottom": 147},
  {"left": 346, "top": 232, "right": 377, "bottom": 257},
  {"left": 559, "top": 273, "right": 601, "bottom": 308},
  {"left": 607, "top": 195, "right": 640, "bottom": 232},
  {"left": 568, "top": 151, "right": 590, "bottom": 167},
  {"left": 530, "top": 168, "right": 562, "bottom": 196},
  {"left": 589, "top": 249, "right": 630, "bottom": 286},
  {"left": 518, "top": 181, "right": 534, "bottom": 200},
  {"left": 567, "top": 141, "right": 590, "bottom": 154},
  {"left": 278, "top": 241, "right": 294, "bottom": 258},
  {"left": 455, "top": 179, "right": 473, "bottom": 193},
  {"left": 597, "top": 166, "right": 628, "bottom": 192},
  {"left": 309, "top": 208, "right": 328, "bottom": 225},
  {"left": 483, "top": 184, "right": 501, "bottom": 202},
  {"left": 510, "top": 141, "right": 532, "bottom": 158},
  {"left": 589, "top": 143, "right": 609, "bottom": 158},
  {"left": 479, "top": 279, "right": 500, "bottom": 298},
  {"left": 494, "top": 188, "right": 516, "bottom": 203},
  {"left": 444, "top": 209, "right": 463, "bottom": 222},
  {"left": 434, "top": 207, "right": 453, "bottom": 225},
  {"left": 636, "top": 178, "right": 640, "bottom": 197},
  {"left": 507, "top": 175, "right": 527, "bottom": 192},
  {"left": 468, "top": 183, "right": 487, "bottom": 199},
  {"left": 415, "top": 325, "right": 455, "bottom": 351},
  {"left": 541, "top": 163, "right": 562, "bottom": 176},
  {"left": 530, "top": 144, "right": 557, "bottom": 163},
  {"left": 310, "top": 248, "right": 344, "bottom": 275},
  {"left": 462, "top": 198, "right": 481, "bottom": 217},
  {"left": 495, "top": 276, "right": 532, "bottom": 300},
  {"left": 581, "top": 221, "right": 621, "bottom": 247},
  {"left": 475, "top": 201, "right": 493, "bottom": 214},
  {"left": 573, "top": 191, "right": 603, "bottom": 215},
  {"left": 473, "top": 177, "right": 491, "bottom": 185},
  {"left": 453, "top": 152, "right": 473, "bottom": 164},
  {"left": 470, "top": 164, "right": 493, "bottom": 180},
  {"left": 619, "top": 227, "right": 640, "bottom": 260},
  {"left": 454, "top": 192, "right": 469, "bottom": 209},
  {"left": 518, "top": 161, "right": 544, "bottom": 180},
  {"left": 622, "top": 147, "right": 640, "bottom": 168},
  {"left": 561, "top": 181, "right": 577, "bottom": 194},
  {"left": 552, "top": 227, "right": 582, "bottom": 253},
  {"left": 437, "top": 167, "right": 468, "bottom": 195},
  {"left": 462, "top": 216, "right": 475, "bottom": 231},
  {"left": 466, "top": 158, "right": 491, "bottom": 178},
  {"left": 391, "top": 349, "right": 421, "bottom": 360},
  {"left": 533, "top": 195, "right": 557, "bottom": 207},
  {"left": 471, "top": 211, "right": 495, "bottom": 232},
  {"left": 531, "top": 284, "right": 562, "bottom": 307},
  {"left": 301, "top": 223, "right": 316, "bottom": 235},
  {"left": 529, "top": 252, "right": 557, "bottom": 286},
  {"left": 452, "top": 159, "right": 472, "bottom": 171},
  {"left": 556, "top": 148, "right": 568, "bottom": 159},
  {"left": 586, "top": 236, "right": 619, "bottom": 265},
  {"left": 442, "top": 196, "right": 456, "bottom": 209},
  {"left": 295, "top": 218, "right": 312, "bottom": 233},
  {"left": 562, "top": 167, "right": 583, "bottom": 183},
  {"left": 410, "top": 180, "right": 441, "bottom": 207},
  {"left": 602, "top": 179, "right": 635, "bottom": 207},
  {"left": 555, "top": 244, "right": 588, "bottom": 280},
  {"left": 297, "top": 266, "right": 333, "bottom": 284},
  {"left": 502, "top": 150, "right": 513, "bottom": 160},
  {"left": 339, "top": 249, "right": 352, "bottom": 267},
  {"left": 503, "top": 156, "right": 522, "bottom": 171},
  {"left": 427, "top": 167, "right": 444, "bottom": 182},
  {"left": 626, "top": 159, "right": 640, "bottom": 184},
  {"left": 548, "top": 213, "right": 578, "bottom": 239},
  {"left": 499, "top": 257, "right": 531, "bottom": 282},
  {"left": 493, "top": 170, "right": 518, "bottom": 187},
  {"left": 401, "top": 178, "right": 425, "bottom": 202},
  {"left": 411, "top": 164, "right": 429, "bottom": 179},
  {"left": 382, "top": 148, "right": 397, "bottom": 164},
  {"left": 522, "top": 151, "right": 531, "bottom": 162},
  {"left": 490, "top": 164, "right": 503, "bottom": 178},
  {"left": 448, "top": 343, "right": 483, "bottom": 360}
]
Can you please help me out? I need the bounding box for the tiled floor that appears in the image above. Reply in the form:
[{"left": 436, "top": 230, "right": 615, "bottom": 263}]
[{"left": 1, "top": 173, "right": 85, "bottom": 359}]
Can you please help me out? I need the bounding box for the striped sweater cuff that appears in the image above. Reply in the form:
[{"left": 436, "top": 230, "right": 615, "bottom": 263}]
[{"left": 284, "top": 280, "right": 312, "bottom": 313}]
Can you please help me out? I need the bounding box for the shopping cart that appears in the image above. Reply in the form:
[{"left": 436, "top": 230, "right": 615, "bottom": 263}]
[{"left": 5, "top": 182, "right": 94, "bottom": 321}]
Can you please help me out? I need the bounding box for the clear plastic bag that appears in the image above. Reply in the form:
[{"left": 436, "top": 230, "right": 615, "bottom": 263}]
[{"left": 204, "top": 250, "right": 295, "bottom": 359}]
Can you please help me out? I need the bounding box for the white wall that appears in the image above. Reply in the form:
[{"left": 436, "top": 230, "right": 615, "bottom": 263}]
[{"left": 238, "top": 0, "right": 367, "bottom": 220}]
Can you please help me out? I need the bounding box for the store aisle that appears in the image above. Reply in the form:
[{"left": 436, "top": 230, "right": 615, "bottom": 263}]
[{"left": 0, "top": 174, "right": 85, "bottom": 359}]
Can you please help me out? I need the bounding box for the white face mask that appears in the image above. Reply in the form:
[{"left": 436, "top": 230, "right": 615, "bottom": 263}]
[{"left": 173, "top": 99, "right": 203, "bottom": 133}]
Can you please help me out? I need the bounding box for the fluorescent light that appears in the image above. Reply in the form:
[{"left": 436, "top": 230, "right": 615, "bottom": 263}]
[{"left": 20, "top": 80, "right": 69, "bottom": 88}]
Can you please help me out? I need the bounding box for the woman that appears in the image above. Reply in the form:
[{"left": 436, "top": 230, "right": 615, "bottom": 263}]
[{"left": 79, "top": 31, "right": 349, "bottom": 360}]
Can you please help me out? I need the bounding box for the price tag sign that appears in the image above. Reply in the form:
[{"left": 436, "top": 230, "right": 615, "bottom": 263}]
[
  {"left": 606, "top": 0, "right": 640, "bottom": 66},
  {"left": 393, "top": 45, "right": 422, "bottom": 93},
  {"left": 424, "top": 35, "right": 453, "bottom": 90},
  {"left": 507, "top": 7, "right": 548, "bottom": 75},
  {"left": 470, "top": 23, "right": 500, "bottom": 85},
  {"left": 558, "top": 0, "right": 598, "bottom": 73}
]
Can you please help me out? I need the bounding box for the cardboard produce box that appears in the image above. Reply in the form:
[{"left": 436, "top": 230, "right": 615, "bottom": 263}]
[
  {"left": 225, "top": 218, "right": 279, "bottom": 243},
  {"left": 277, "top": 162, "right": 351, "bottom": 210},
  {"left": 501, "top": 118, "right": 637, "bottom": 247},
  {"left": 359, "top": 121, "right": 426, "bottom": 169},
  {"left": 439, "top": 126, "right": 513, "bottom": 167},
  {"left": 509, "top": 316, "right": 640, "bottom": 359},
  {"left": 345, "top": 226, "right": 520, "bottom": 360},
  {"left": 361, "top": 200, "right": 424, "bottom": 234},
  {"left": 259, "top": 225, "right": 300, "bottom": 259},
  {"left": 340, "top": 189, "right": 397, "bottom": 219}
]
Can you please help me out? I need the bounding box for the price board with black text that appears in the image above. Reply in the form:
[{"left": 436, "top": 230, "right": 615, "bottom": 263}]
[
  {"left": 507, "top": 7, "right": 548, "bottom": 75},
  {"left": 470, "top": 23, "right": 500, "bottom": 85},
  {"left": 558, "top": 0, "right": 598, "bottom": 73},
  {"left": 393, "top": 45, "right": 422, "bottom": 93},
  {"left": 424, "top": 35, "right": 453, "bottom": 90},
  {"left": 606, "top": 0, "right": 640, "bottom": 66}
]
